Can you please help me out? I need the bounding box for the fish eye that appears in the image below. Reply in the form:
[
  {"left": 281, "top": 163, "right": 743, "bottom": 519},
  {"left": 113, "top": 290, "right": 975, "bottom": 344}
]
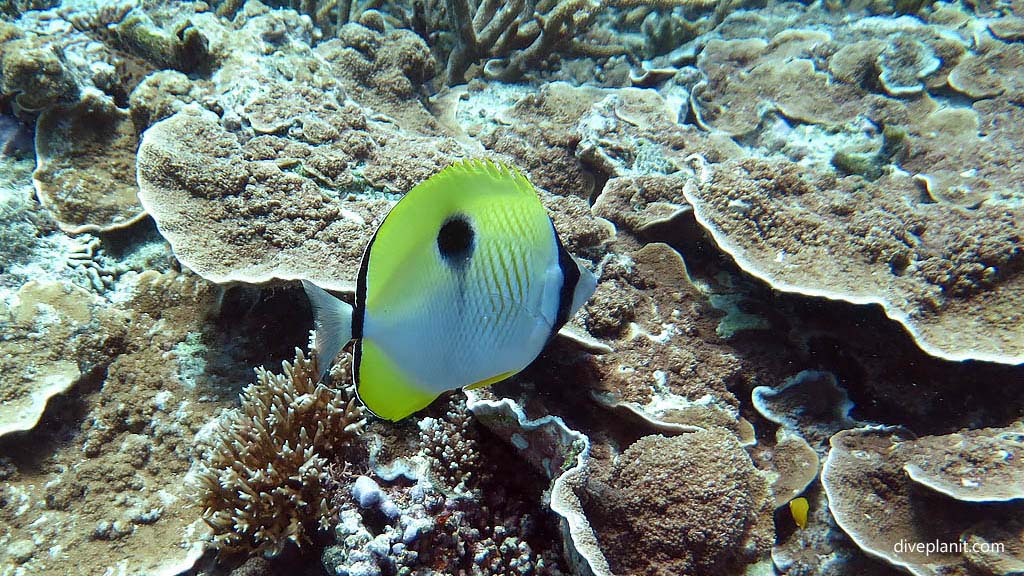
[{"left": 437, "top": 214, "right": 474, "bottom": 264}]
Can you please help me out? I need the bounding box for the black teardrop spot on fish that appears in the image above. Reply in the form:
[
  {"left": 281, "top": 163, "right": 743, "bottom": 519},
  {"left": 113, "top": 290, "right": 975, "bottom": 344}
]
[{"left": 438, "top": 214, "right": 474, "bottom": 267}]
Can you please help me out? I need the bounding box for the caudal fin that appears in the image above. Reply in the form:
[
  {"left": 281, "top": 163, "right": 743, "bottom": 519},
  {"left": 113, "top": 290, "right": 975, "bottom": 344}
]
[{"left": 301, "top": 280, "right": 353, "bottom": 378}]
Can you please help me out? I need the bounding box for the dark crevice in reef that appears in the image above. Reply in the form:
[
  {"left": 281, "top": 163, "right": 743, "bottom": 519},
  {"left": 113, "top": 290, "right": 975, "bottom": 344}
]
[
  {"left": 97, "top": 215, "right": 165, "bottom": 259},
  {"left": 0, "top": 363, "right": 108, "bottom": 470},
  {"left": 659, "top": 209, "right": 1024, "bottom": 437},
  {"left": 208, "top": 283, "right": 314, "bottom": 390}
]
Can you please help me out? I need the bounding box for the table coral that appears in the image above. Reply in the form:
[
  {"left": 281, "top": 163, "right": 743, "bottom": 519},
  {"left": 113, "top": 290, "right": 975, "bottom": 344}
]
[
  {"left": 592, "top": 175, "right": 692, "bottom": 235},
  {"left": 3, "top": 0, "right": 1023, "bottom": 574},
  {"left": 33, "top": 97, "right": 147, "bottom": 235},
  {"left": 682, "top": 156, "right": 1024, "bottom": 363},
  {"left": 760, "top": 430, "right": 820, "bottom": 508},
  {"left": 136, "top": 106, "right": 390, "bottom": 291},
  {"left": 0, "top": 37, "right": 79, "bottom": 112},
  {"left": 948, "top": 40, "right": 1024, "bottom": 101},
  {"left": 0, "top": 281, "right": 106, "bottom": 437},
  {"left": 823, "top": 425, "right": 1024, "bottom": 576},
  {"left": 902, "top": 424, "right": 1024, "bottom": 502},
  {"left": 318, "top": 22, "right": 441, "bottom": 134},
  {"left": 903, "top": 98, "right": 1024, "bottom": 207}
]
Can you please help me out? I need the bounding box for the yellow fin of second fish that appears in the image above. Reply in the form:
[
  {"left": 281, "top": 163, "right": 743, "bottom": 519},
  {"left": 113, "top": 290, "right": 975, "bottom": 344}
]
[
  {"left": 463, "top": 370, "right": 518, "bottom": 391},
  {"left": 357, "top": 339, "right": 439, "bottom": 421},
  {"left": 789, "top": 497, "right": 809, "bottom": 529}
]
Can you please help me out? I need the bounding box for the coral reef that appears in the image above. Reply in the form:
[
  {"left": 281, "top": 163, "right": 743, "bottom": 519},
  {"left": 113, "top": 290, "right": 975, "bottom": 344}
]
[
  {"left": 682, "top": 156, "right": 1024, "bottom": 363},
  {"left": 1, "top": 0, "right": 1022, "bottom": 574},
  {"left": 317, "top": 393, "right": 571, "bottom": 575},
  {"left": 0, "top": 269, "right": 233, "bottom": 575},
  {"left": 751, "top": 370, "right": 856, "bottom": 447},
  {"left": 136, "top": 105, "right": 396, "bottom": 291},
  {"left": 33, "top": 96, "right": 146, "bottom": 234},
  {"left": 823, "top": 425, "right": 1024, "bottom": 575},
  {"left": 901, "top": 424, "right": 1024, "bottom": 502},
  {"left": 0, "top": 281, "right": 107, "bottom": 437}
]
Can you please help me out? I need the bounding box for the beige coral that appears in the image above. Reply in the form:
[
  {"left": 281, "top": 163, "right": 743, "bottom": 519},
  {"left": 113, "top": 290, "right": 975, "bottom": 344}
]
[
  {"left": 0, "top": 281, "right": 105, "bottom": 437},
  {"left": 33, "top": 96, "right": 146, "bottom": 234},
  {"left": 195, "top": 349, "right": 365, "bottom": 555}
]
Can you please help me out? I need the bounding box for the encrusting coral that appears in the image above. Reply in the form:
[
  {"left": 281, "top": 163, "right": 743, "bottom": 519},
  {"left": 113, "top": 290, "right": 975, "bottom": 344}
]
[{"left": 195, "top": 349, "right": 366, "bottom": 555}]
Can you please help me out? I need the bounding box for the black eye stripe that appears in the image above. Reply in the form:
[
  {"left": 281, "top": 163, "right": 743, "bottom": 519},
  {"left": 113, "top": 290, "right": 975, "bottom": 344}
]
[{"left": 438, "top": 214, "right": 474, "bottom": 266}]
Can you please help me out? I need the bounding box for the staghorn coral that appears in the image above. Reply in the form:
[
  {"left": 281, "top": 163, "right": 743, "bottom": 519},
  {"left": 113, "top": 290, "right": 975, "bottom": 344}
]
[
  {"left": 196, "top": 349, "right": 365, "bottom": 555},
  {"left": 440, "top": 0, "right": 699, "bottom": 84}
]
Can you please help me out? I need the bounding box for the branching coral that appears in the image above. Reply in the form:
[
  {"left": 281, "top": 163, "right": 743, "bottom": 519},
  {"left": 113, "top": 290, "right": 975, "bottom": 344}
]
[
  {"left": 195, "top": 349, "right": 365, "bottom": 555},
  {"left": 419, "top": 397, "right": 482, "bottom": 494}
]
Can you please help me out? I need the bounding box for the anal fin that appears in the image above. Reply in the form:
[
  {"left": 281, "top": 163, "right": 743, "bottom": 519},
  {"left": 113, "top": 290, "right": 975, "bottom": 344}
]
[{"left": 464, "top": 370, "right": 517, "bottom": 391}]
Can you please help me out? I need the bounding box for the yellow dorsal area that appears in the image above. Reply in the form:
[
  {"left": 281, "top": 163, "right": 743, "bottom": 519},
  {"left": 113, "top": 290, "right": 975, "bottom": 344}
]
[
  {"left": 789, "top": 497, "right": 809, "bottom": 529},
  {"left": 357, "top": 339, "right": 439, "bottom": 421},
  {"left": 363, "top": 159, "right": 546, "bottom": 315},
  {"left": 463, "top": 370, "right": 518, "bottom": 390}
]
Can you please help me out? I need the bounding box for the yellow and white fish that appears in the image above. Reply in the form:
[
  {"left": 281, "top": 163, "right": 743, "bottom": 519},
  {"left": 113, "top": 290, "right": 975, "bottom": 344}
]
[{"left": 302, "top": 159, "right": 597, "bottom": 421}]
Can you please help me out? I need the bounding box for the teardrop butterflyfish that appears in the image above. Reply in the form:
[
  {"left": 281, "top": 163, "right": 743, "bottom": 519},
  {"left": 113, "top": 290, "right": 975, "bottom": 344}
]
[{"left": 302, "top": 159, "right": 598, "bottom": 421}]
